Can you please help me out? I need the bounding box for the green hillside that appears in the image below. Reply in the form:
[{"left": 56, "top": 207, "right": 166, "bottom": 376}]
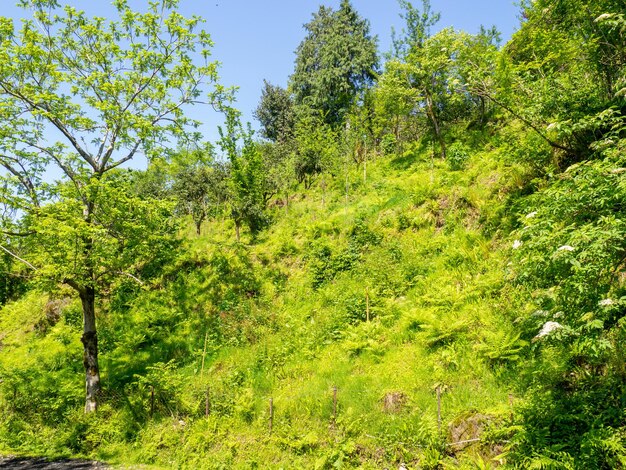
[
  {"left": 0, "top": 143, "right": 527, "bottom": 468},
  {"left": 1, "top": 0, "right": 626, "bottom": 468}
]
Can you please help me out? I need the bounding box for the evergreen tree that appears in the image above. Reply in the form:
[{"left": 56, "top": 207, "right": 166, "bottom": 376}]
[{"left": 290, "top": 0, "right": 378, "bottom": 128}]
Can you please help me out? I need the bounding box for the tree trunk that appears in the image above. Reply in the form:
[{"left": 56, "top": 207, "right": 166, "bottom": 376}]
[
  {"left": 425, "top": 92, "right": 446, "bottom": 160},
  {"left": 80, "top": 286, "right": 100, "bottom": 413},
  {"left": 363, "top": 143, "right": 367, "bottom": 184},
  {"left": 479, "top": 96, "right": 486, "bottom": 126},
  {"left": 235, "top": 221, "right": 240, "bottom": 242}
]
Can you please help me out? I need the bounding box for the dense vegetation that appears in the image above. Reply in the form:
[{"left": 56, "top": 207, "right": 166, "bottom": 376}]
[{"left": 0, "top": 0, "right": 625, "bottom": 468}]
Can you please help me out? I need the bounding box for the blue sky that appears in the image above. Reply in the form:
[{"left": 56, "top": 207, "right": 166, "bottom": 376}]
[{"left": 4, "top": 0, "right": 521, "bottom": 146}]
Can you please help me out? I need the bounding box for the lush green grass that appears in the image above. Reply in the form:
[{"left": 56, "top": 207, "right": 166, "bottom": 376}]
[{"left": 0, "top": 143, "right": 529, "bottom": 468}]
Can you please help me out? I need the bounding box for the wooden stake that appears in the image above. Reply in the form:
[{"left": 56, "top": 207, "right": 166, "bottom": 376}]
[
  {"left": 205, "top": 386, "right": 210, "bottom": 417},
  {"left": 436, "top": 386, "right": 442, "bottom": 436},
  {"left": 200, "top": 331, "right": 208, "bottom": 377},
  {"left": 269, "top": 397, "right": 274, "bottom": 434},
  {"left": 150, "top": 385, "right": 155, "bottom": 418},
  {"left": 365, "top": 288, "right": 370, "bottom": 322},
  {"left": 333, "top": 386, "right": 338, "bottom": 425}
]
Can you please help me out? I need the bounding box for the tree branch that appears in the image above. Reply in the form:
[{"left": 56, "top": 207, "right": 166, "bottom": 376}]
[
  {"left": 474, "top": 86, "right": 575, "bottom": 153},
  {"left": 0, "top": 243, "right": 38, "bottom": 271}
]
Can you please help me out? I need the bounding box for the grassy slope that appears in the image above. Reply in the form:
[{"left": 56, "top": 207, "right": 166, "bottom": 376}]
[{"left": 0, "top": 142, "right": 530, "bottom": 468}]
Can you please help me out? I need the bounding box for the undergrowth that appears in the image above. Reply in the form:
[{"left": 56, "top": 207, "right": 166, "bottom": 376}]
[{"left": 0, "top": 143, "right": 531, "bottom": 468}]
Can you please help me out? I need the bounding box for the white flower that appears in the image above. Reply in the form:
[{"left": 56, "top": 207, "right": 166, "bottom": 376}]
[
  {"left": 525, "top": 211, "right": 538, "bottom": 219},
  {"left": 557, "top": 245, "right": 575, "bottom": 252},
  {"left": 512, "top": 240, "right": 522, "bottom": 249},
  {"left": 599, "top": 298, "right": 614, "bottom": 307},
  {"left": 534, "top": 321, "right": 563, "bottom": 340}
]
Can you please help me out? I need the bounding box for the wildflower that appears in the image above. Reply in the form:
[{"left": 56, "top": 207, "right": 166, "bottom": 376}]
[
  {"left": 533, "top": 321, "right": 563, "bottom": 341},
  {"left": 512, "top": 240, "right": 522, "bottom": 249},
  {"left": 557, "top": 245, "right": 574, "bottom": 252},
  {"left": 599, "top": 298, "right": 614, "bottom": 307}
]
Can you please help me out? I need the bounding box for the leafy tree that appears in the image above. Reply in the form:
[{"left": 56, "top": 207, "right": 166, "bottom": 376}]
[
  {"left": 488, "top": 0, "right": 626, "bottom": 162},
  {"left": 292, "top": 113, "right": 339, "bottom": 189},
  {"left": 291, "top": 0, "right": 378, "bottom": 128},
  {"left": 257, "top": 140, "right": 296, "bottom": 207},
  {"left": 379, "top": 2, "right": 502, "bottom": 158},
  {"left": 167, "top": 145, "right": 230, "bottom": 235},
  {"left": 218, "top": 110, "right": 267, "bottom": 240},
  {"left": 0, "top": 0, "right": 226, "bottom": 411},
  {"left": 172, "top": 162, "right": 229, "bottom": 235},
  {"left": 384, "top": 27, "right": 472, "bottom": 159},
  {"left": 254, "top": 80, "right": 295, "bottom": 143},
  {"left": 391, "top": 0, "right": 440, "bottom": 58}
]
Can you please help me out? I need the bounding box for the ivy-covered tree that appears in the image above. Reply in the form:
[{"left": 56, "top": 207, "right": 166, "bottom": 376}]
[
  {"left": 0, "top": 0, "right": 226, "bottom": 412},
  {"left": 290, "top": 0, "right": 379, "bottom": 128}
]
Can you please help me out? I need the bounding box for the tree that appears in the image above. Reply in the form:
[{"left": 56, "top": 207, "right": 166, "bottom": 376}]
[
  {"left": 218, "top": 109, "right": 267, "bottom": 241},
  {"left": 168, "top": 145, "right": 229, "bottom": 235},
  {"left": 172, "top": 162, "right": 229, "bottom": 236},
  {"left": 293, "top": 112, "right": 340, "bottom": 189},
  {"left": 380, "top": 1, "right": 501, "bottom": 158},
  {"left": 0, "top": 0, "right": 226, "bottom": 412},
  {"left": 391, "top": 0, "right": 440, "bottom": 58},
  {"left": 254, "top": 80, "right": 295, "bottom": 143},
  {"left": 290, "top": 0, "right": 379, "bottom": 128},
  {"left": 485, "top": 0, "right": 626, "bottom": 162},
  {"left": 257, "top": 140, "right": 296, "bottom": 207},
  {"left": 385, "top": 27, "right": 470, "bottom": 159}
]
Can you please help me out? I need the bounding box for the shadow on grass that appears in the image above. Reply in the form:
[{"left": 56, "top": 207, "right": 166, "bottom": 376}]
[{"left": 0, "top": 457, "right": 107, "bottom": 469}]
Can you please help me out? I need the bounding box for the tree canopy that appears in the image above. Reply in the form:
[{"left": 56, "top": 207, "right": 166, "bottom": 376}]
[
  {"left": 290, "top": 0, "right": 378, "bottom": 128},
  {"left": 0, "top": 0, "right": 226, "bottom": 411}
]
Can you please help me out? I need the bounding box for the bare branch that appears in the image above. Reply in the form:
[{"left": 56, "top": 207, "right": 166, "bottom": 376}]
[
  {"left": 473, "top": 86, "right": 575, "bottom": 153},
  {"left": 0, "top": 243, "right": 38, "bottom": 271},
  {"left": 118, "top": 271, "right": 145, "bottom": 286},
  {"left": 103, "top": 140, "right": 142, "bottom": 173}
]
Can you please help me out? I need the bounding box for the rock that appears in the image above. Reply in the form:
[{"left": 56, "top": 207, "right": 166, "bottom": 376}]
[{"left": 382, "top": 391, "right": 407, "bottom": 413}]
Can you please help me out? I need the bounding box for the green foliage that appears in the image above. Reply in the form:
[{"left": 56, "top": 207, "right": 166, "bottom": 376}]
[
  {"left": 448, "top": 143, "right": 470, "bottom": 171},
  {"left": 293, "top": 114, "right": 340, "bottom": 188},
  {"left": 254, "top": 81, "right": 296, "bottom": 143},
  {"left": 0, "top": 0, "right": 227, "bottom": 410},
  {"left": 291, "top": 0, "right": 378, "bottom": 128},
  {"left": 218, "top": 109, "right": 269, "bottom": 238},
  {"left": 3, "top": 0, "right": 626, "bottom": 467}
]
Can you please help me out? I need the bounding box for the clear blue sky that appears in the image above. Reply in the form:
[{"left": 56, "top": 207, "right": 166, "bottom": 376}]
[{"left": 4, "top": 0, "right": 522, "bottom": 146}]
